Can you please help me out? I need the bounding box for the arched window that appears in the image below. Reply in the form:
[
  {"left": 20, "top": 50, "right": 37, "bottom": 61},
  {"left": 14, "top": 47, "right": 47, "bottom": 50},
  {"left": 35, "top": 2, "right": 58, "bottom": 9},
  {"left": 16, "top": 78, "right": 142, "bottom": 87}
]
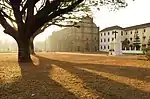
[
  {"left": 104, "top": 33, "right": 106, "bottom": 36},
  {"left": 121, "top": 31, "right": 123, "bottom": 36},
  {"left": 108, "top": 38, "right": 110, "bottom": 42},
  {"left": 112, "top": 38, "right": 114, "bottom": 41},
  {"left": 86, "top": 43, "right": 89, "bottom": 51},
  {"left": 108, "top": 32, "right": 109, "bottom": 35},
  {"left": 104, "top": 39, "right": 106, "bottom": 42},
  {"left": 104, "top": 46, "right": 106, "bottom": 49}
]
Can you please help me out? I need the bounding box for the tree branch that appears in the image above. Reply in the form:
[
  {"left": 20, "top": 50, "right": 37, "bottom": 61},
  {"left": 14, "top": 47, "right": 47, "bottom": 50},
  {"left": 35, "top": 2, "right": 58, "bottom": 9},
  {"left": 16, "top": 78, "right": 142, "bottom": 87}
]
[
  {"left": 32, "top": 0, "right": 83, "bottom": 37},
  {"left": 25, "top": 0, "right": 35, "bottom": 36},
  {"left": 0, "top": 2, "right": 12, "bottom": 9},
  {"left": 21, "top": 0, "right": 39, "bottom": 15},
  {"left": 32, "top": 21, "right": 80, "bottom": 38},
  {"left": 52, "top": 23, "right": 80, "bottom": 28},
  {"left": 0, "top": 10, "right": 16, "bottom": 22},
  {"left": 35, "top": 0, "right": 61, "bottom": 19},
  {"left": 10, "top": 0, "right": 24, "bottom": 32},
  {"left": 43, "top": 0, "right": 84, "bottom": 24},
  {"left": 0, "top": 11, "right": 17, "bottom": 39}
]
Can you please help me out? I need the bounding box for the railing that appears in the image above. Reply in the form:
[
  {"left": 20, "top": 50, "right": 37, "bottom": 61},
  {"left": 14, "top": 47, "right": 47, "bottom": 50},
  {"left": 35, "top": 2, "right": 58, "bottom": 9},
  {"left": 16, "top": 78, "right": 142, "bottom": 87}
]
[{"left": 122, "top": 50, "right": 143, "bottom": 54}]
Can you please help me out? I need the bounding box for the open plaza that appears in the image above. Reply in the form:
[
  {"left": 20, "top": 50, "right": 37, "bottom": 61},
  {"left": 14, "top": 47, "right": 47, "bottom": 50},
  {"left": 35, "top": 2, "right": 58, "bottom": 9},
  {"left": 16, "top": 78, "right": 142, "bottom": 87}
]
[{"left": 0, "top": 52, "right": 150, "bottom": 99}]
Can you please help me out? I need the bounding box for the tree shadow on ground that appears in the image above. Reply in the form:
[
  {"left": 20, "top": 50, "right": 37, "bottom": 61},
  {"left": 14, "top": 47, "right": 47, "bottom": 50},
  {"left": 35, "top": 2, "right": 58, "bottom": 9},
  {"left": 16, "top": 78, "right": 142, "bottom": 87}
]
[
  {"left": 0, "top": 56, "right": 77, "bottom": 99},
  {"left": 75, "top": 63, "right": 150, "bottom": 83},
  {"left": 36, "top": 55, "right": 150, "bottom": 99}
]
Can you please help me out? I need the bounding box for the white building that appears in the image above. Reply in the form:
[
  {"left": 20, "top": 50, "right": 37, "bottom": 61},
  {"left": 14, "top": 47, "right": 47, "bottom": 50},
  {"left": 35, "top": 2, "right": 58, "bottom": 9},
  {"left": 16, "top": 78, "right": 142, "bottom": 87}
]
[{"left": 99, "top": 23, "right": 150, "bottom": 54}]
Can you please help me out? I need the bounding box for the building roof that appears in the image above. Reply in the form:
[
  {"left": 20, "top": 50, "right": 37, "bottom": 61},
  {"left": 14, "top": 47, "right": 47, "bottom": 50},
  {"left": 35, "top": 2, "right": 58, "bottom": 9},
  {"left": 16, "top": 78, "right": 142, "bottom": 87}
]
[
  {"left": 124, "top": 22, "right": 150, "bottom": 30},
  {"left": 100, "top": 26, "right": 123, "bottom": 32},
  {"left": 100, "top": 22, "right": 150, "bottom": 32}
]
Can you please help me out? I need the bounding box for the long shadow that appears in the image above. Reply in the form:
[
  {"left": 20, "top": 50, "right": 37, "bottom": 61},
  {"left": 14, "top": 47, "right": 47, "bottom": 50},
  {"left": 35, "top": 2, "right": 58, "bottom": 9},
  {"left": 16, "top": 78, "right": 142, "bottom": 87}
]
[
  {"left": 0, "top": 57, "right": 77, "bottom": 99},
  {"left": 74, "top": 63, "right": 150, "bottom": 83},
  {"left": 39, "top": 55, "right": 150, "bottom": 83},
  {"left": 36, "top": 55, "right": 150, "bottom": 99}
]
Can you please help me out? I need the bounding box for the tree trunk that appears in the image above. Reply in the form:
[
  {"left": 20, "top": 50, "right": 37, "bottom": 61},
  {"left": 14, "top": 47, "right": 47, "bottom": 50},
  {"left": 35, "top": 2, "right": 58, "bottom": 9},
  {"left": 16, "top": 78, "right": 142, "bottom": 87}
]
[
  {"left": 17, "top": 38, "right": 32, "bottom": 62},
  {"left": 30, "top": 37, "right": 35, "bottom": 55}
]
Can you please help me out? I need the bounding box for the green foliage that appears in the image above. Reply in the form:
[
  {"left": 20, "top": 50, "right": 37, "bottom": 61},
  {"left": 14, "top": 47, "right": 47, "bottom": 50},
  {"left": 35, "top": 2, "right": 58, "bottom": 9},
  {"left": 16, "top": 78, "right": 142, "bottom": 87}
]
[
  {"left": 143, "top": 37, "right": 150, "bottom": 60},
  {"left": 143, "top": 48, "right": 150, "bottom": 60},
  {"left": 133, "top": 33, "right": 141, "bottom": 50},
  {"left": 122, "top": 38, "right": 130, "bottom": 50}
]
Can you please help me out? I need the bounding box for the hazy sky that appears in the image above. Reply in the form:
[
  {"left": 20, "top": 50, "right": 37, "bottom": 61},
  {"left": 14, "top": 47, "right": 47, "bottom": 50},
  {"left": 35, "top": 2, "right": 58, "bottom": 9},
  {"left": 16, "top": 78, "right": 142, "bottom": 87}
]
[
  {"left": 0, "top": 0, "right": 150, "bottom": 41},
  {"left": 93, "top": 0, "right": 150, "bottom": 29}
]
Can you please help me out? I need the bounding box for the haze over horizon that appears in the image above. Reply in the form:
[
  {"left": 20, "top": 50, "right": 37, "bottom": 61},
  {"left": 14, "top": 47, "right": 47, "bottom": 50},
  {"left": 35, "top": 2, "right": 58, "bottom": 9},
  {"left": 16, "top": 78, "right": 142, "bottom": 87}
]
[
  {"left": 93, "top": 0, "right": 150, "bottom": 29},
  {"left": 0, "top": 0, "right": 150, "bottom": 42}
]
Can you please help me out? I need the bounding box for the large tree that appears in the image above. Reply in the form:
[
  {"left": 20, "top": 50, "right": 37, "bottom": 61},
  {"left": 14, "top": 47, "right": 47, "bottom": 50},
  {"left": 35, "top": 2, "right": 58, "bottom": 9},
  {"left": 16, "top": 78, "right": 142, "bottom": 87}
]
[{"left": 0, "top": 0, "right": 128, "bottom": 62}]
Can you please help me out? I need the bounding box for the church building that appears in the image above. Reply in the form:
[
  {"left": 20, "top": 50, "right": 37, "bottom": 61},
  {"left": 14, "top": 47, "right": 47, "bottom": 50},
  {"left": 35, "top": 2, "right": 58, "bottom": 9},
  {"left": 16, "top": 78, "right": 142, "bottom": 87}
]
[{"left": 48, "top": 16, "right": 99, "bottom": 52}]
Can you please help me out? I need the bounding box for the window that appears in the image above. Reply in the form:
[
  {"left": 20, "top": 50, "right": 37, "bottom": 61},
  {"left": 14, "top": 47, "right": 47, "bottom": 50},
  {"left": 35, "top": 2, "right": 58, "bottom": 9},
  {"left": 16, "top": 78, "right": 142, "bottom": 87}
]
[
  {"left": 101, "top": 39, "right": 102, "bottom": 42},
  {"left": 104, "top": 39, "right": 106, "bottom": 42},
  {"left": 95, "top": 37, "right": 97, "bottom": 40},
  {"left": 84, "top": 27, "right": 91, "bottom": 33},
  {"left": 104, "top": 33, "right": 106, "bottom": 36},
  {"left": 108, "top": 32, "right": 110, "bottom": 35},
  {"left": 101, "top": 33, "right": 102, "bottom": 36},
  {"left": 93, "top": 28, "right": 99, "bottom": 33},
  {"left": 101, "top": 46, "right": 102, "bottom": 49},
  {"left": 144, "top": 29, "right": 146, "bottom": 32},
  {"left": 108, "top": 46, "right": 109, "bottom": 49},
  {"left": 86, "top": 43, "right": 89, "bottom": 51},
  {"left": 76, "top": 36, "right": 79, "bottom": 40},
  {"left": 108, "top": 38, "right": 110, "bottom": 42},
  {"left": 130, "top": 38, "right": 132, "bottom": 41},
  {"left": 112, "top": 31, "right": 114, "bottom": 35},
  {"left": 104, "top": 46, "right": 106, "bottom": 49},
  {"left": 121, "top": 31, "right": 123, "bottom": 36},
  {"left": 143, "top": 36, "right": 146, "bottom": 39},
  {"left": 112, "top": 38, "right": 114, "bottom": 41},
  {"left": 95, "top": 46, "right": 97, "bottom": 51},
  {"left": 131, "top": 31, "right": 132, "bottom": 34},
  {"left": 77, "top": 46, "right": 80, "bottom": 51},
  {"left": 126, "top": 32, "right": 127, "bottom": 35}
]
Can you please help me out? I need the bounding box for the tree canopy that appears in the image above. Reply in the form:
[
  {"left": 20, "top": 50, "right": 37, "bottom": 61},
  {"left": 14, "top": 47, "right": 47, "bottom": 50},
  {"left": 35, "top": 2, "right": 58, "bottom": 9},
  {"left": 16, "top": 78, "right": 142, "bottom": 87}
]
[{"left": 0, "top": 0, "right": 128, "bottom": 37}]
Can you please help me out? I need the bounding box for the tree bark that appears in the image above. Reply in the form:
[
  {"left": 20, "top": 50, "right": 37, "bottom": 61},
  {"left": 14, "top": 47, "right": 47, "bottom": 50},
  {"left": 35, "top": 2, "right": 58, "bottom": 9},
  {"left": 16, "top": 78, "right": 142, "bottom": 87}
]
[
  {"left": 17, "top": 38, "right": 32, "bottom": 62},
  {"left": 30, "top": 37, "right": 35, "bottom": 55}
]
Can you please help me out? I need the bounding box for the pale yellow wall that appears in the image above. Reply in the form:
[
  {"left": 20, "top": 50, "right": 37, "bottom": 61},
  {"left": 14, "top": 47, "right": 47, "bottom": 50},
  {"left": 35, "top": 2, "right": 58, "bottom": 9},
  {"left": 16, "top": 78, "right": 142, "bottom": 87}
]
[
  {"left": 48, "top": 17, "right": 99, "bottom": 52},
  {"left": 124, "top": 27, "right": 150, "bottom": 45},
  {"left": 142, "top": 27, "right": 150, "bottom": 44}
]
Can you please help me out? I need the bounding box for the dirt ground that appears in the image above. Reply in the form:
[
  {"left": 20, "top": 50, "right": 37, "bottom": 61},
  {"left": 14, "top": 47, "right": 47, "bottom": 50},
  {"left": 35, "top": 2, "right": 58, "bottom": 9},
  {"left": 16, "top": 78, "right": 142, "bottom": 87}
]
[{"left": 0, "top": 52, "right": 150, "bottom": 99}]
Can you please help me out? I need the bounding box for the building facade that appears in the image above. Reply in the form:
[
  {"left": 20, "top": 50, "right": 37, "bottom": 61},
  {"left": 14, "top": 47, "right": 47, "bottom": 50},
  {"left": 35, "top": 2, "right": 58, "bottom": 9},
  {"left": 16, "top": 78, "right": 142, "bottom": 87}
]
[
  {"left": 48, "top": 17, "right": 99, "bottom": 52},
  {"left": 99, "top": 23, "right": 150, "bottom": 53}
]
